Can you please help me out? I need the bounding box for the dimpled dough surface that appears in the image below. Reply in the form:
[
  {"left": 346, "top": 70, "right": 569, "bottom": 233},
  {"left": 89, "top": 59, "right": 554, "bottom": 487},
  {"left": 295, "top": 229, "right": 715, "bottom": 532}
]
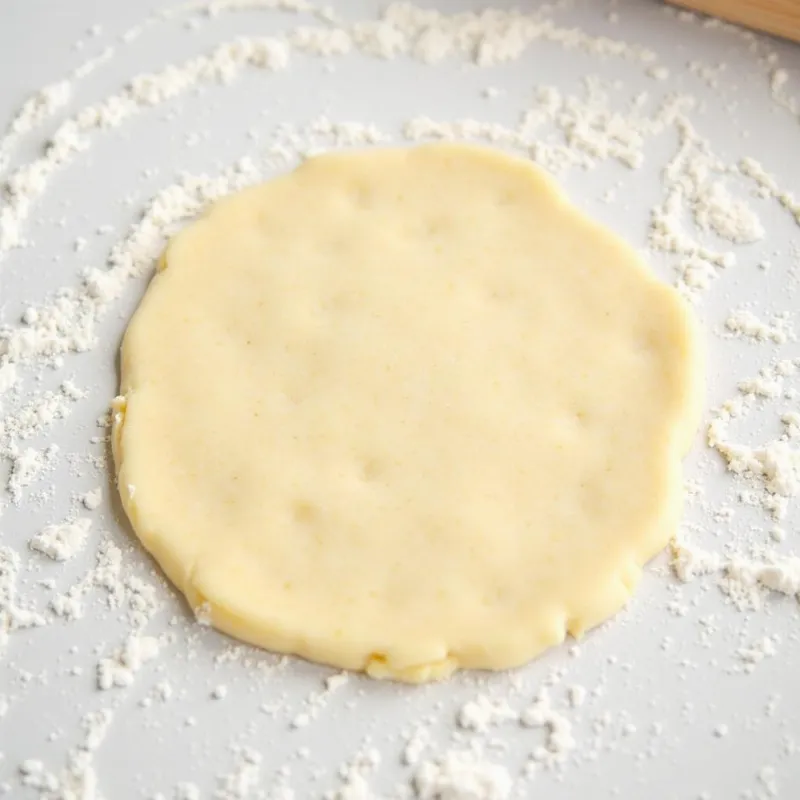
[{"left": 112, "top": 144, "right": 702, "bottom": 682}]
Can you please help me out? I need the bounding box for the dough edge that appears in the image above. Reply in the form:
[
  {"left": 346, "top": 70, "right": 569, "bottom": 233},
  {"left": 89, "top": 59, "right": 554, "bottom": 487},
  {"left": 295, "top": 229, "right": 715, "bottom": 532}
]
[{"left": 111, "top": 143, "right": 704, "bottom": 683}]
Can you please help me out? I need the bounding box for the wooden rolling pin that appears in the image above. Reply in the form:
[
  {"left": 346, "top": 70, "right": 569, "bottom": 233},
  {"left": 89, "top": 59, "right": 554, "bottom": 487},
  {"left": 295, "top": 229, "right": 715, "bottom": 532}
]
[{"left": 668, "top": 0, "right": 800, "bottom": 43}]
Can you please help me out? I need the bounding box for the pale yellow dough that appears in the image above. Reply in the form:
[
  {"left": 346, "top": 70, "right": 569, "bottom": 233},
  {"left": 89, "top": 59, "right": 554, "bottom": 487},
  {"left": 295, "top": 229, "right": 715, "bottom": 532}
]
[{"left": 113, "top": 144, "right": 702, "bottom": 682}]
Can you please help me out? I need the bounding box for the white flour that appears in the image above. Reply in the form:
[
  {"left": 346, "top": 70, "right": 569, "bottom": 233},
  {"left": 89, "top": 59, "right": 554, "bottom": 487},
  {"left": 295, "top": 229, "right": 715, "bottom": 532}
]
[
  {"left": 735, "top": 635, "right": 780, "bottom": 674},
  {"left": 671, "top": 534, "right": 721, "bottom": 582},
  {"left": 81, "top": 487, "right": 103, "bottom": 510},
  {"left": 0, "top": 82, "right": 71, "bottom": 174},
  {"left": 724, "top": 557, "right": 800, "bottom": 609},
  {"left": 19, "top": 708, "right": 113, "bottom": 800},
  {"left": 214, "top": 747, "right": 263, "bottom": 800},
  {"left": 97, "top": 633, "right": 161, "bottom": 690},
  {"left": 457, "top": 696, "right": 517, "bottom": 733},
  {"left": 0, "top": 37, "right": 290, "bottom": 259},
  {"left": 725, "top": 310, "right": 795, "bottom": 344},
  {"left": 403, "top": 726, "right": 432, "bottom": 767},
  {"left": 291, "top": 671, "right": 349, "bottom": 728},
  {"left": 414, "top": 750, "right": 511, "bottom": 800},
  {"left": 739, "top": 157, "right": 800, "bottom": 227},
  {"left": 673, "top": 534, "right": 800, "bottom": 609},
  {"left": 519, "top": 687, "right": 577, "bottom": 770},
  {"left": 326, "top": 748, "right": 381, "bottom": 800},
  {"left": 50, "top": 538, "right": 125, "bottom": 622},
  {"left": 0, "top": 545, "right": 46, "bottom": 650},
  {"left": 29, "top": 518, "right": 92, "bottom": 562},
  {"left": 0, "top": 0, "right": 799, "bottom": 798}
]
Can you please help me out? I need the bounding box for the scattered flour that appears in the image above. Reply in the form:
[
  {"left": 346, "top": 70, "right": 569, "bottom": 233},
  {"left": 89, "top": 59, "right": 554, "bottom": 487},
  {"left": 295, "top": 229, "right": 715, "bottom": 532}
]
[
  {"left": 211, "top": 683, "right": 228, "bottom": 700},
  {"left": 0, "top": 2, "right": 799, "bottom": 798},
  {"left": 739, "top": 157, "right": 800, "bottom": 227},
  {"left": 519, "top": 688, "right": 576, "bottom": 770},
  {"left": 672, "top": 535, "right": 800, "bottom": 609},
  {"left": 723, "top": 556, "right": 800, "bottom": 609},
  {"left": 326, "top": 747, "right": 380, "bottom": 800},
  {"left": 97, "top": 633, "right": 161, "bottom": 690},
  {"left": 457, "top": 696, "right": 517, "bottom": 733},
  {"left": 291, "top": 670, "right": 348, "bottom": 727},
  {"left": 214, "top": 747, "right": 262, "bottom": 800},
  {"left": 769, "top": 67, "right": 800, "bottom": 125},
  {"left": 50, "top": 538, "right": 125, "bottom": 621},
  {"left": 19, "top": 708, "right": 113, "bottom": 800},
  {"left": 29, "top": 518, "right": 92, "bottom": 561},
  {"left": 707, "top": 359, "right": 800, "bottom": 520},
  {"left": 414, "top": 750, "right": 512, "bottom": 800},
  {"left": 671, "top": 534, "right": 721, "bottom": 582},
  {"left": 81, "top": 487, "right": 103, "bottom": 510},
  {"left": 403, "top": 726, "right": 432, "bottom": 767},
  {"left": 0, "top": 382, "right": 83, "bottom": 443},
  {"left": 175, "top": 783, "right": 202, "bottom": 800},
  {"left": 693, "top": 180, "right": 764, "bottom": 243},
  {"left": 6, "top": 444, "right": 59, "bottom": 503},
  {"left": 724, "top": 310, "right": 794, "bottom": 344},
  {"left": 0, "top": 81, "right": 72, "bottom": 174},
  {"left": 784, "top": 411, "right": 800, "bottom": 440},
  {"left": 1, "top": 546, "right": 46, "bottom": 650},
  {"left": 715, "top": 438, "right": 800, "bottom": 520},
  {"left": 735, "top": 635, "right": 780, "bottom": 673}
]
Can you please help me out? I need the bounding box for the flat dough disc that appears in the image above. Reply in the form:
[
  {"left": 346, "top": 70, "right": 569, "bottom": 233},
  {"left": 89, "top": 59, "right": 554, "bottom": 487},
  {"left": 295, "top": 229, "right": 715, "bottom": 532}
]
[{"left": 113, "top": 144, "right": 702, "bottom": 682}]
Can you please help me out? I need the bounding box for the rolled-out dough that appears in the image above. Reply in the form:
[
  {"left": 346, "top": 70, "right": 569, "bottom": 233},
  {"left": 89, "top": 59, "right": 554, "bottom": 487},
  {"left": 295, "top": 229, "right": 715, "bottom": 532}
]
[{"left": 113, "top": 144, "right": 702, "bottom": 682}]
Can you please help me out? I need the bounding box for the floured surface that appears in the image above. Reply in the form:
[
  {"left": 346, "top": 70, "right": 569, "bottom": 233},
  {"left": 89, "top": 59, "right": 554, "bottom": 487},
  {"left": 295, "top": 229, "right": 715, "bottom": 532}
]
[
  {"left": 113, "top": 144, "right": 700, "bottom": 680},
  {"left": 1, "top": 0, "right": 800, "bottom": 797}
]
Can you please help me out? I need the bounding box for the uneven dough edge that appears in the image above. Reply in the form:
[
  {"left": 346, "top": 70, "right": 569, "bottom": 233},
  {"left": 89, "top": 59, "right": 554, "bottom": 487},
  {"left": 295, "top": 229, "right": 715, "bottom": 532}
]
[{"left": 112, "top": 144, "right": 704, "bottom": 683}]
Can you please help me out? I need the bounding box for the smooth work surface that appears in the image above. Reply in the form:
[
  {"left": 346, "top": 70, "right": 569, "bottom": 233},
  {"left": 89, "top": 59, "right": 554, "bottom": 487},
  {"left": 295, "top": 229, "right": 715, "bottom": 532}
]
[{"left": 1, "top": 1, "right": 800, "bottom": 798}]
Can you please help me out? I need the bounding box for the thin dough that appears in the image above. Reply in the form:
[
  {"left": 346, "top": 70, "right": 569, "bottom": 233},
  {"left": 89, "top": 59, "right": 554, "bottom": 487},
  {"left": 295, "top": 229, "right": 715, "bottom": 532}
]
[{"left": 113, "top": 144, "right": 702, "bottom": 682}]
